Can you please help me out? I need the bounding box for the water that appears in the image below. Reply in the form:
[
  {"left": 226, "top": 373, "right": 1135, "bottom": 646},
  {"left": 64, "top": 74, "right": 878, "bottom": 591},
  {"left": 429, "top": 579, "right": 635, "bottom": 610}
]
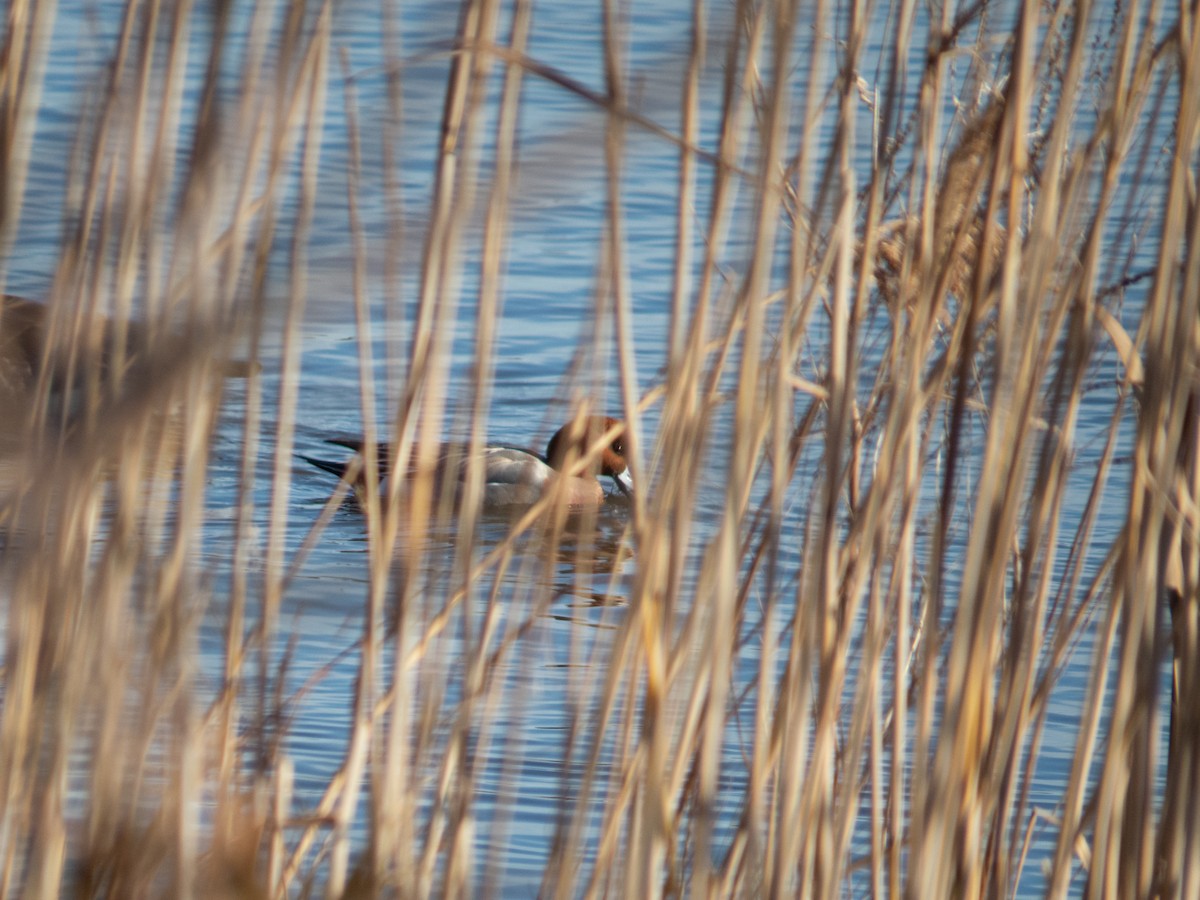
[{"left": 3, "top": 0, "right": 1181, "bottom": 894}]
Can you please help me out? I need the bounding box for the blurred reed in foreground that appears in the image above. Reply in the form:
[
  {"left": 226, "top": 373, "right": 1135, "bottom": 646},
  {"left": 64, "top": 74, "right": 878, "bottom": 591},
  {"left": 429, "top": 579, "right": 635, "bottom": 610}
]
[{"left": 0, "top": 0, "right": 1197, "bottom": 896}]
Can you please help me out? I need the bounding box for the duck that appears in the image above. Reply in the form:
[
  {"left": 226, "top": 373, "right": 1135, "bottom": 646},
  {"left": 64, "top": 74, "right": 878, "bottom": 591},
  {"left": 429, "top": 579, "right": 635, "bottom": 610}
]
[
  {"left": 302, "top": 416, "right": 632, "bottom": 512},
  {"left": 0, "top": 294, "right": 255, "bottom": 510},
  {"left": 0, "top": 293, "right": 254, "bottom": 415},
  {"left": 0, "top": 292, "right": 158, "bottom": 400}
]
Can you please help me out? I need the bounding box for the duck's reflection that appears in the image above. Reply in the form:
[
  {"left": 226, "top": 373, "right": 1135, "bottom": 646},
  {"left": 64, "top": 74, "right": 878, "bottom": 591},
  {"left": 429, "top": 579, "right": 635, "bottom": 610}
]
[{"left": 296, "top": 468, "right": 636, "bottom": 624}]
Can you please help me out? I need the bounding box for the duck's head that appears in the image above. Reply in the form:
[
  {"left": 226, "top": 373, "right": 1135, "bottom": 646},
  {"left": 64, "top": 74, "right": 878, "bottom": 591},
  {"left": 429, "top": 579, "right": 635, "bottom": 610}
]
[{"left": 545, "top": 415, "right": 632, "bottom": 497}]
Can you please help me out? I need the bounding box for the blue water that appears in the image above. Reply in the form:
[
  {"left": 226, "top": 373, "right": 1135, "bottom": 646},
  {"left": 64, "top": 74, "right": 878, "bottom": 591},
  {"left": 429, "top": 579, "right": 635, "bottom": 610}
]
[{"left": 3, "top": 0, "right": 1181, "bottom": 895}]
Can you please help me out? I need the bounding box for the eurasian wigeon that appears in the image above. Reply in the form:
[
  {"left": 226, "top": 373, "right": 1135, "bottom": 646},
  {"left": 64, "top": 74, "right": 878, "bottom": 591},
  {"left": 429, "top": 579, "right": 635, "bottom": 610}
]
[
  {"left": 0, "top": 293, "right": 254, "bottom": 415},
  {"left": 303, "top": 416, "right": 632, "bottom": 512}
]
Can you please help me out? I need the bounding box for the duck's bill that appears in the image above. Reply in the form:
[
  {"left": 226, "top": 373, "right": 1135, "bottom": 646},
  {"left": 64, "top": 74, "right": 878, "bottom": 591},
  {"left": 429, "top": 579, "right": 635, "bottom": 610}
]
[{"left": 611, "top": 469, "right": 634, "bottom": 497}]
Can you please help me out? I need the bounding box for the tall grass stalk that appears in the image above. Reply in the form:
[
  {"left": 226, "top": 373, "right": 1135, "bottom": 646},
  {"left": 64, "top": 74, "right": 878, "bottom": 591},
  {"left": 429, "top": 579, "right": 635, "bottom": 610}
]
[{"left": 0, "top": 0, "right": 1197, "bottom": 895}]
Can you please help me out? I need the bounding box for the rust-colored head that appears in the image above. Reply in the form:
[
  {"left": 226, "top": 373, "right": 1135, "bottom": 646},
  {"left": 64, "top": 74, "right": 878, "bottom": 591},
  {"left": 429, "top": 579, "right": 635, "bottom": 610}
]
[{"left": 544, "top": 416, "right": 630, "bottom": 492}]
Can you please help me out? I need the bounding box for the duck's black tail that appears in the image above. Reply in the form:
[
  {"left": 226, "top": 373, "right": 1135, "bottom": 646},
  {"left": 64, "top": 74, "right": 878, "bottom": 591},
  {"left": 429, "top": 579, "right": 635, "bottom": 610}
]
[
  {"left": 300, "top": 455, "right": 352, "bottom": 480},
  {"left": 300, "top": 437, "right": 389, "bottom": 484}
]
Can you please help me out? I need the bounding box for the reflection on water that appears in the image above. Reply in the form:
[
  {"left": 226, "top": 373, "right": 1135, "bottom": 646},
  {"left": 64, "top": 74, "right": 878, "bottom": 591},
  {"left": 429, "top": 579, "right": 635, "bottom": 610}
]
[{"left": 235, "top": 468, "right": 644, "bottom": 888}]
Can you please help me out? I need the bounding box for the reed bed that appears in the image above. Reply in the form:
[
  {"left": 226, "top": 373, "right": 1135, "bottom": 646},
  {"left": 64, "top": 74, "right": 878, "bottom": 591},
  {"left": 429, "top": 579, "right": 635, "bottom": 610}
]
[{"left": 0, "top": 0, "right": 1196, "bottom": 896}]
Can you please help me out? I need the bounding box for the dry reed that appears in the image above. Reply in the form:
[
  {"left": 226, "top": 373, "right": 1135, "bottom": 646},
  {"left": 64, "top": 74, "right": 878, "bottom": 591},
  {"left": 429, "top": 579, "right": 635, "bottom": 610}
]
[{"left": 0, "top": 0, "right": 1196, "bottom": 896}]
